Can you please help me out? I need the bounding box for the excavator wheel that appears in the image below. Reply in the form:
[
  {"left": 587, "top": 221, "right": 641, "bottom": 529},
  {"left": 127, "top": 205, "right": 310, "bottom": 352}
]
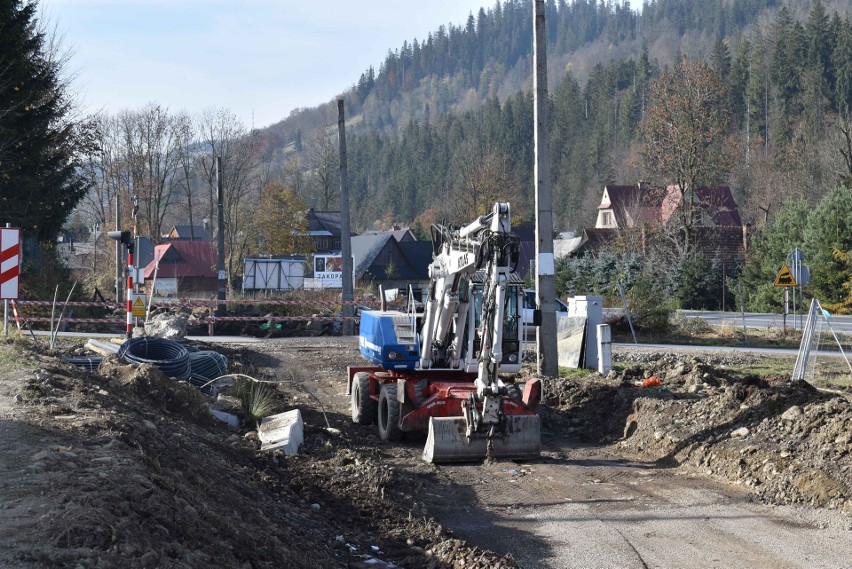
[
  {"left": 351, "top": 372, "right": 376, "bottom": 425},
  {"left": 378, "top": 383, "right": 403, "bottom": 441},
  {"left": 506, "top": 383, "right": 523, "bottom": 403}
]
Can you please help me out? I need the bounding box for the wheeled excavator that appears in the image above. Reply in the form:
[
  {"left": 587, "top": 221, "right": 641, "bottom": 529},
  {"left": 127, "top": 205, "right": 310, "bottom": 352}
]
[{"left": 347, "top": 202, "right": 541, "bottom": 463}]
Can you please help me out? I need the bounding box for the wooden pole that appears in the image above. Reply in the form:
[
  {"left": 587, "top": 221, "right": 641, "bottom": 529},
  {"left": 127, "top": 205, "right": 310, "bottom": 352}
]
[
  {"left": 534, "top": 0, "right": 558, "bottom": 377},
  {"left": 216, "top": 157, "right": 226, "bottom": 323},
  {"left": 338, "top": 98, "right": 354, "bottom": 335}
]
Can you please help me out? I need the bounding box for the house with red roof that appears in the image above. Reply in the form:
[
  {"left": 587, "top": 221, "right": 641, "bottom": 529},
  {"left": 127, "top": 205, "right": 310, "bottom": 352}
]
[{"left": 143, "top": 241, "right": 218, "bottom": 297}]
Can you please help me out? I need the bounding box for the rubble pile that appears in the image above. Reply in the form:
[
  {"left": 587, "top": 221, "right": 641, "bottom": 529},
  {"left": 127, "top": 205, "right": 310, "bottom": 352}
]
[{"left": 545, "top": 354, "right": 852, "bottom": 512}]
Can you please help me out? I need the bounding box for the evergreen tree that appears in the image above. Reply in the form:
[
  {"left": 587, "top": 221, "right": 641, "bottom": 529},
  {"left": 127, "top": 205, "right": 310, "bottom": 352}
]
[
  {"left": 710, "top": 37, "right": 732, "bottom": 80},
  {"left": 740, "top": 199, "right": 810, "bottom": 311},
  {"left": 0, "top": 0, "right": 88, "bottom": 242},
  {"left": 803, "top": 185, "right": 852, "bottom": 304}
]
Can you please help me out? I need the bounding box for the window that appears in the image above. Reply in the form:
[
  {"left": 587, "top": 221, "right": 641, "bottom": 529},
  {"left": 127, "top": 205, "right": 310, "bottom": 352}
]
[
  {"left": 316, "top": 238, "right": 329, "bottom": 250},
  {"left": 332, "top": 238, "right": 341, "bottom": 249},
  {"left": 601, "top": 211, "right": 613, "bottom": 227}
]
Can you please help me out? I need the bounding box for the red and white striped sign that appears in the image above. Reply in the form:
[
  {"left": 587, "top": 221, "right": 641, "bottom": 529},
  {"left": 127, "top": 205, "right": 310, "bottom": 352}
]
[{"left": 0, "top": 228, "right": 21, "bottom": 300}]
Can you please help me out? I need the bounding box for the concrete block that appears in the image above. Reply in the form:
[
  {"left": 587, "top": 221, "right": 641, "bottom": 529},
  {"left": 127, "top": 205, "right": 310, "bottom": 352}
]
[{"left": 258, "top": 409, "right": 304, "bottom": 454}]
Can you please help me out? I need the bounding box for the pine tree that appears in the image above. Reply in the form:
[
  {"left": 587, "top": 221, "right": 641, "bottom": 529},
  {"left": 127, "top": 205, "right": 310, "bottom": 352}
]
[{"left": 0, "top": 0, "right": 87, "bottom": 242}]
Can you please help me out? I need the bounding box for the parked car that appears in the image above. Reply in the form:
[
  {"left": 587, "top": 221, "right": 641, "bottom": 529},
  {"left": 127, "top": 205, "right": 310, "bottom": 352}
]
[{"left": 521, "top": 289, "right": 569, "bottom": 339}]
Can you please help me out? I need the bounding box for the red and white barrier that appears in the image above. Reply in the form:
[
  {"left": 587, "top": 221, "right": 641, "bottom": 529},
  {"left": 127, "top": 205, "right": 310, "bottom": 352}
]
[{"left": 14, "top": 298, "right": 378, "bottom": 309}]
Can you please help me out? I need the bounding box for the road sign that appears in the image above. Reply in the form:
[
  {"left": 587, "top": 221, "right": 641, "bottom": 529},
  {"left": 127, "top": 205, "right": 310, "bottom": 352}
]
[
  {"left": 132, "top": 295, "right": 147, "bottom": 317},
  {"left": 0, "top": 228, "right": 21, "bottom": 299},
  {"left": 788, "top": 248, "right": 806, "bottom": 263},
  {"left": 774, "top": 263, "right": 797, "bottom": 287}
]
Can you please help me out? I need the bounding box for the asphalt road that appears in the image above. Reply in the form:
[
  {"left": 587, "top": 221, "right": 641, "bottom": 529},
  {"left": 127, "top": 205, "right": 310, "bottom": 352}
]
[
  {"left": 433, "top": 445, "right": 852, "bottom": 569},
  {"left": 677, "top": 309, "right": 852, "bottom": 334}
]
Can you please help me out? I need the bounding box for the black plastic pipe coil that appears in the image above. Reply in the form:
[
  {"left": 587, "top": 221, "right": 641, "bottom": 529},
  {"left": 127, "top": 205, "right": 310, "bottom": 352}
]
[
  {"left": 62, "top": 355, "right": 103, "bottom": 371},
  {"left": 117, "top": 337, "right": 191, "bottom": 381},
  {"left": 188, "top": 351, "right": 228, "bottom": 394},
  {"left": 188, "top": 350, "right": 228, "bottom": 380}
]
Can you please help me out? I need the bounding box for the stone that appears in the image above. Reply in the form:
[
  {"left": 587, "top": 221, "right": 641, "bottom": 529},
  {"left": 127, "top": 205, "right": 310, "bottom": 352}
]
[
  {"left": 732, "top": 427, "right": 750, "bottom": 438},
  {"left": 144, "top": 312, "right": 188, "bottom": 340},
  {"left": 781, "top": 405, "right": 803, "bottom": 421}
]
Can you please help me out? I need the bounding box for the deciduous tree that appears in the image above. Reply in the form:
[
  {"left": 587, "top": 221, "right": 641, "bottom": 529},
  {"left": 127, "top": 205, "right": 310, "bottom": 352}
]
[
  {"left": 641, "top": 57, "right": 731, "bottom": 253},
  {"left": 256, "top": 181, "right": 307, "bottom": 255}
]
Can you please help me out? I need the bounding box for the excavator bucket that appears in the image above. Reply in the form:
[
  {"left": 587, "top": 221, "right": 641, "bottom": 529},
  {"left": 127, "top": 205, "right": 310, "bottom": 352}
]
[{"left": 422, "top": 415, "right": 541, "bottom": 463}]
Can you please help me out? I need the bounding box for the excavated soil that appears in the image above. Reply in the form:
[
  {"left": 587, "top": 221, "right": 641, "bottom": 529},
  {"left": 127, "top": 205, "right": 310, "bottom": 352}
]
[
  {"left": 0, "top": 337, "right": 850, "bottom": 568},
  {"left": 544, "top": 350, "right": 852, "bottom": 512},
  {"left": 0, "top": 340, "right": 516, "bottom": 569}
]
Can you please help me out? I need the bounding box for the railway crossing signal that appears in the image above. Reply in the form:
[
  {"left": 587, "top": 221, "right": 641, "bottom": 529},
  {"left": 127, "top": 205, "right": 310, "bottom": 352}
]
[{"left": 774, "top": 264, "right": 797, "bottom": 287}]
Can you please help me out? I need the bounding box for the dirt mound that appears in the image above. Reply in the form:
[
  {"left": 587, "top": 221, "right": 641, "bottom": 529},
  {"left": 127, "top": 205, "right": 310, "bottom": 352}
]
[
  {"left": 544, "top": 354, "right": 852, "bottom": 512},
  {"left": 0, "top": 341, "right": 516, "bottom": 568}
]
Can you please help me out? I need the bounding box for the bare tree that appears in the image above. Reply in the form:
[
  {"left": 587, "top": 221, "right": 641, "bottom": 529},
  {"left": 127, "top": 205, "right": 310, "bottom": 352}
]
[
  {"left": 118, "top": 104, "right": 182, "bottom": 242},
  {"left": 305, "top": 127, "right": 338, "bottom": 209},
  {"left": 173, "top": 112, "right": 199, "bottom": 238},
  {"left": 444, "top": 140, "right": 525, "bottom": 224},
  {"left": 195, "top": 108, "right": 264, "bottom": 290},
  {"left": 281, "top": 154, "right": 308, "bottom": 202},
  {"left": 641, "top": 57, "right": 731, "bottom": 253}
]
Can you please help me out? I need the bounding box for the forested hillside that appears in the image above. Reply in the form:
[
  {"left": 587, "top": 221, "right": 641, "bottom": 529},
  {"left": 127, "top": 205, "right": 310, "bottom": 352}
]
[
  {"left": 44, "top": 0, "right": 852, "bottom": 314},
  {"left": 261, "top": 0, "right": 852, "bottom": 233}
]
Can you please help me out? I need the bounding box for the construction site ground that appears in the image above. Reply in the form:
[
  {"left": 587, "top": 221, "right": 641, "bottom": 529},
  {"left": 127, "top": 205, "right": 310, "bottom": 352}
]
[{"left": 0, "top": 335, "right": 851, "bottom": 568}]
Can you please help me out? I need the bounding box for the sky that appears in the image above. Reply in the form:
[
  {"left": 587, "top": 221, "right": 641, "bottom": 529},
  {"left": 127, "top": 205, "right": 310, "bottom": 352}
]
[{"left": 39, "top": 0, "right": 491, "bottom": 129}]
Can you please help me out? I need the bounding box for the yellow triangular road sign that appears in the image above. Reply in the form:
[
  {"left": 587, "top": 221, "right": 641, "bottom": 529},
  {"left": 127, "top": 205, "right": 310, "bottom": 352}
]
[
  {"left": 132, "top": 295, "right": 147, "bottom": 316},
  {"left": 774, "top": 263, "right": 797, "bottom": 287}
]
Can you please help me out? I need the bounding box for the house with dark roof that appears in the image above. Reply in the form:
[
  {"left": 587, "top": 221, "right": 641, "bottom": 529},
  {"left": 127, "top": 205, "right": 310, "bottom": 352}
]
[
  {"left": 143, "top": 241, "right": 218, "bottom": 297},
  {"left": 359, "top": 226, "right": 416, "bottom": 243},
  {"left": 165, "top": 225, "right": 211, "bottom": 241},
  {"left": 594, "top": 184, "right": 665, "bottom": 229},
  {"left": 568, "top": 184, "right": 747, "bottom": 268},
  {"left": 304, "top": 209, "right": 356, "bottom": 253},
  {"left": 351, "top": 233, "right": 432, "bottom": 291}
]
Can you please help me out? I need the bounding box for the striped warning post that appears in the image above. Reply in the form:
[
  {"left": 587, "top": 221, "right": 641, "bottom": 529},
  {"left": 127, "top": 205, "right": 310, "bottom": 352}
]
[
  {"left": 10, "top": 299, "right": 22, "bottom": 336},
  {"left": 0, "top": 228, "right": 20, "bottom": 300},
  {"left": 126, "top": 248, "right": 134, "bottom": 338}
]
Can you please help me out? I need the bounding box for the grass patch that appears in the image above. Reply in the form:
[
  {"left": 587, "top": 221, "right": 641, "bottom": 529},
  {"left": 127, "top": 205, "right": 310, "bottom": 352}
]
[
  {"left": 0, "top": 338, "right": 40, "bottom": 373},
  {"left": 557, "top": 366, "right": 597, "bottom": 379},
  {"left": 612, "top": 321, "right": 803, "bottom": 350},
  {"left": 236, "top": 379, "right": 277, "bottom": 428},
  {"left": 721, "top": 357, "right": 798, "bottom": 379}
]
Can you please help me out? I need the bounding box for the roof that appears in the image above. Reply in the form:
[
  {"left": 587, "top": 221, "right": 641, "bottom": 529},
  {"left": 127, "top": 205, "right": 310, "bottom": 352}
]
[
  {"left": 597, "top": 185, "right": 665, "bottom": 228},
  {"left": 144, "top": 241, "right": 217, "bottom": 279},
  {"left": 351, "top": 235, "right": 432, "bottom": 281},
  {"left": 695, "top": 186, "right": 742, "bottom": 226},
  {"left": 305, "top": 209, "right": 356, "bottom": 237},
  {"left": 662, "top": 185, "right": 742, "bottom": 226},
  {"left": 352, "top": 234, "right": 394, "bottom": 275},
  {"left": 168, "top": 225, "right": 211, "bottom": 241},
  {"left": 359, "top": 227, "right": 416, "bottom": 242}
]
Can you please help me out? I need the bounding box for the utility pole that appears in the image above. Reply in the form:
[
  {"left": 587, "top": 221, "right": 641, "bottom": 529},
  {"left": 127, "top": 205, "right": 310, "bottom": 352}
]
[
  {"left": 337, "top": 97, "right": 354, "bottom": 335},
  {"left": 216, "top": 156, "right": 226, "bottom": 320},
  {"left": 115, "top": 194, "right": 122, "bottom": 303},
  {"left": 533, "top": 0, "right": 558, "bottom": 377}
]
